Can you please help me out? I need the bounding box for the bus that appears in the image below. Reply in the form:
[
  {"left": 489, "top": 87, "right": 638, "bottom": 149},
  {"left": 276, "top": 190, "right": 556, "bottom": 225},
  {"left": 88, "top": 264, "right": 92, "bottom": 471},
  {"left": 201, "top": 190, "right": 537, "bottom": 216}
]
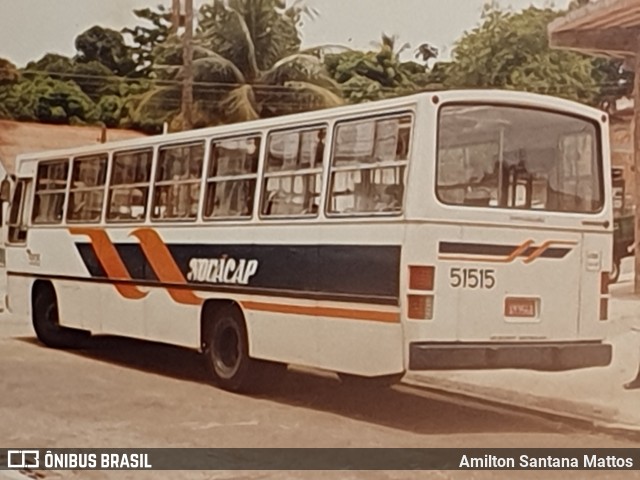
[
  {"left": 610, "top": 167, "right": 634, "bottom": 283},
  {"left": 0, "top": 90, "right": 613, "bottom": 392}
]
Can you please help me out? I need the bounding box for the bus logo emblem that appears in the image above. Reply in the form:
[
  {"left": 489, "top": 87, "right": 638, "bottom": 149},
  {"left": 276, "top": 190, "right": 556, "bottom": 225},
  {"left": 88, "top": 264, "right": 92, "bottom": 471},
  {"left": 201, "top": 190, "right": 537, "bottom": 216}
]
[
  {"left": 438, "top": 240, "right": 576, "bottom": 264},
  {"left": 187, "top": 257, "right": 259, "bottom": 285}
]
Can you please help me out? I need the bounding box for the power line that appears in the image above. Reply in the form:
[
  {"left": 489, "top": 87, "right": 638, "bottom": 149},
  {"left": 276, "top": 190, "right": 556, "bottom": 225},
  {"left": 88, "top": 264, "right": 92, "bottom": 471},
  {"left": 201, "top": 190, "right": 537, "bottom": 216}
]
[
  {"left": 18, "top": 69, "right": 329, "bottom": 92},
  {"left": 181, "top": 0, "right": 194, "bottom": 130},
  {"left": 15, "top": 69, "right": 634, "bottom": 97}
]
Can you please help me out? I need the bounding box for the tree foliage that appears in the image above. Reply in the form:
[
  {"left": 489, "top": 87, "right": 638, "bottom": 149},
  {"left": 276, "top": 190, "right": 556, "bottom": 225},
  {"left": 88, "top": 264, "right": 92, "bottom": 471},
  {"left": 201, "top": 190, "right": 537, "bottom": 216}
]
[
  {"left": 0, "top": 76, "right": 98, "bottom": 124},
  {"left": 198, "top": 0, "right": 307, "bottom": 78},
  {"left": 324, "top": 34, "right": 436, "bottom": 103},
  {"left": 0, "top": 58, "right": 19, "bottom": 86},
  {"left": 10, "top": 27, "right": 150, "bottom": 129},
  {"left": 2, "top": 0, "right": 634, "bottom": 133},
  {"left": 431, "top": 5, "right": 634, "bottom": 108},
  {"left": 433, "top": 7, "right": 599, "bottom": 104},
  {"left": 123, "top": 5, "right": 173, "bottom": 77},
  {"left": 132, "top": 0, "right": 342, "bottom": 131},
  {"left": 591, "top": 57, "right": 634, "bottom": 109},
  {"left": 75, "top": 26, "right": 136, "bottom": 77},
  {"left": 25, "top": 53, "right": 121, "bottom": 101}
]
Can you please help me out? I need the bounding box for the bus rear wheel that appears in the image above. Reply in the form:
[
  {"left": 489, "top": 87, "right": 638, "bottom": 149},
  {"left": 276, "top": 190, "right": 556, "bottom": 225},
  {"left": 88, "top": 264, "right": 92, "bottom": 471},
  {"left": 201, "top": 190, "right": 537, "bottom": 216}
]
[
  {"left": 203, "top": 304, "right": 285, "bottom": 392},
  {"left": 32, "top": 286, "right": 88, "bottom": 349}
]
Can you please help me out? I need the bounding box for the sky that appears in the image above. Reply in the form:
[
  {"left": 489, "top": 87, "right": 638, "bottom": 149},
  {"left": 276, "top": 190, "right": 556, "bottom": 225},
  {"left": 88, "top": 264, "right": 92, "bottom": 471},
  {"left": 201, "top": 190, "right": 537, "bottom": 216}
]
[{"left": 0, "top": 0, "right": 572, "bottom": 68}]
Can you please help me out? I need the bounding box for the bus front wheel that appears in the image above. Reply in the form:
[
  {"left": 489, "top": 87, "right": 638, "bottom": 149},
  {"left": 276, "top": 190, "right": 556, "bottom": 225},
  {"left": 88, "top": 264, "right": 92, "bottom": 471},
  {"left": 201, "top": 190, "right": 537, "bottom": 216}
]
[
  {"left": 32, "top": 286, "right": 87, "bottom": 349},
  {"left": 203, "top": 304, "right": 285, "bottom": 392}
]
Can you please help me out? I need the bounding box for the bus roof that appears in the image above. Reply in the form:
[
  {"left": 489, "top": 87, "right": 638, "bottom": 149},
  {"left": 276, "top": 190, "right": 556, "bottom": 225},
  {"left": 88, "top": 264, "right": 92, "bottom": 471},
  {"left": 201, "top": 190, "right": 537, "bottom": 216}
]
[{"left": 14, "top": 89, "right": 606, "bottom": 171}]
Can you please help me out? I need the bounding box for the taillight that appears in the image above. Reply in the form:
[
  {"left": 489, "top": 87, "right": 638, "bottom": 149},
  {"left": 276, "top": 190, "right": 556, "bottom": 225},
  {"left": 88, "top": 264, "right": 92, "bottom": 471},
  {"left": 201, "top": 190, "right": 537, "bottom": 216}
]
[
  {"left": 409, "top": 266, "right": 434, "bottom": 291},
  {"left": 407, "top": 294, "right": 434, "bottom": 320},
  {"left": 407, "top": 265, "right": 435, "bottom": 320}
]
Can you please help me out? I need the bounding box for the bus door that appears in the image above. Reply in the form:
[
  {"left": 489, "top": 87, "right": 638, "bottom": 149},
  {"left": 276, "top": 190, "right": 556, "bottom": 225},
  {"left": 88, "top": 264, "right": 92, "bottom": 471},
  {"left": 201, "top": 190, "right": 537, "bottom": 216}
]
[{"left": 436, "top": 103, "right": 606, "bottom": 343}]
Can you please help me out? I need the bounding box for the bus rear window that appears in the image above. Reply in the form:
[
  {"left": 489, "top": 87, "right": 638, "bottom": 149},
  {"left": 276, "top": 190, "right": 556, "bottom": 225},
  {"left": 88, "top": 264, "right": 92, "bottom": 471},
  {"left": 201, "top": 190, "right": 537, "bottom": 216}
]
[{"left": 436, "top": 105, "right": 603, "bottom": 213}]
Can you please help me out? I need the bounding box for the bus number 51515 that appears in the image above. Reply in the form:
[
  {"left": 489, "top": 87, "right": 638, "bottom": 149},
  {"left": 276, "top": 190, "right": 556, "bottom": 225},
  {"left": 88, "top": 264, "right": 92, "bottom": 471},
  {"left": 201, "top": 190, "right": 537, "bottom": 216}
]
[{"left": 449, "top": 267, "right": 496, "bottom": 289}]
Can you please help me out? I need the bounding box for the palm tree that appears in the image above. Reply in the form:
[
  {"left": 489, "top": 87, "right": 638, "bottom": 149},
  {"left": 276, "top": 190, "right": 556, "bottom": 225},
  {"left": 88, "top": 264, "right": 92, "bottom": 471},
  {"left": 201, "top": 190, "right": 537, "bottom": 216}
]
[
  {"left": 131, "top": 0, "right": 343, "bottom": 130},
  {"left": 323, "top": 34, "right": 438, "bottom": 103}
]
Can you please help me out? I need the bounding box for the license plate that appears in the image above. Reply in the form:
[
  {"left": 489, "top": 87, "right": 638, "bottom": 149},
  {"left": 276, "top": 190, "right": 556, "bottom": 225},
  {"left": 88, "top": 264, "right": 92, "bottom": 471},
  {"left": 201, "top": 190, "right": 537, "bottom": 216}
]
[{"left": 504, "top": 297, "right": 537, "bottom": 317}]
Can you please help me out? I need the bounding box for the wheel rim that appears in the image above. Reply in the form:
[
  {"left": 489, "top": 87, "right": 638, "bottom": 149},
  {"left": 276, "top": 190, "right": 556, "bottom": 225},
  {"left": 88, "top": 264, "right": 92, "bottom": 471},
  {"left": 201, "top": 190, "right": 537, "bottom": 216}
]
[{"left": 212, "top": 318, "right": 242, "bottom": 379}]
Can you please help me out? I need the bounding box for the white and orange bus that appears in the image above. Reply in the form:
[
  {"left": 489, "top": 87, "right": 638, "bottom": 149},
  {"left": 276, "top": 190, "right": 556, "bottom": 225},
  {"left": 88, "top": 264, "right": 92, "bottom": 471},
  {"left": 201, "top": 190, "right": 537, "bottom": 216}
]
[{"left": 1, "top": 90, "right": 613, "bottom": 391}]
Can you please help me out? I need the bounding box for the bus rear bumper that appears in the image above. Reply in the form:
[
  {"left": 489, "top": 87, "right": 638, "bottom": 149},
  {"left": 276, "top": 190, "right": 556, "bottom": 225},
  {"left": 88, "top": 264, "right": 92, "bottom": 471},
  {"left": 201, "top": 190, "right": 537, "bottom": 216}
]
[{"left": 409, "top": 341, "right": 612, "bottom": 372}]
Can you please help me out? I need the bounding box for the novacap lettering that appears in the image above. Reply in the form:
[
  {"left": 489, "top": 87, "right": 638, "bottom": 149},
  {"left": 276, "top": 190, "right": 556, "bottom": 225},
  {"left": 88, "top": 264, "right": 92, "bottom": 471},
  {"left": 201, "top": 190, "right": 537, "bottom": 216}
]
[
  {"left": 187, "top": 257, "right": 259, "bottom": 285},
  {"left": 100, "top": 453, "right": 152, "bottom": 469}
]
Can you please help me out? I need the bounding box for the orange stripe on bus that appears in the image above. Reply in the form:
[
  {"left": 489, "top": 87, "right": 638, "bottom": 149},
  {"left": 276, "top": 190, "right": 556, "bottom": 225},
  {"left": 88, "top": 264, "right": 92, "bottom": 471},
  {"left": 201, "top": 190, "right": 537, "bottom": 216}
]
[
  {"left": 69, "top": 227, "right": 148, "bottom": 300},
  {"left": 131, "top": 228, "right": 204, "bottom": 305},
  {"left": 523, "top": 240, "right": 577, "bottom": 264},
  {"left": 438, "top": 239, "right": 534, "bottom": 264},
  {"left": 71, "top": 227, "right": 396, "bottom": 318},
  {"left": 438, "top": 255, "right": 519, "bottom": 263},
  {"left": 505, "top": 239, "right": 535, "bottom": 262},
  {"left": 241, "top": 300, "right": 400, "bottom": 323},
  {"left": 438, "top": 239, "right": 577, "bottom": 264}
]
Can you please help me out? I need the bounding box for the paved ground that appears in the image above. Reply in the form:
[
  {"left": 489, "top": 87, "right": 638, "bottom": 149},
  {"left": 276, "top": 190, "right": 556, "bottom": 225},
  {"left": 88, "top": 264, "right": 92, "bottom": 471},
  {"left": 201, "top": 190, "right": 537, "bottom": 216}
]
[
  {"left": 2, "top": 260, "right": 640, "bottom": 479},
  {"left": 1, "top": 315, "right": 640, "bottom": 480}
]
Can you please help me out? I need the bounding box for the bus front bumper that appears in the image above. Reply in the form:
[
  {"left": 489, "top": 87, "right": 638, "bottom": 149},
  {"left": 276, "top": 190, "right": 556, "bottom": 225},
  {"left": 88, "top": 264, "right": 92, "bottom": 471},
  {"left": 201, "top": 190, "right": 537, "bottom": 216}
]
[{"left": 409, "top": 341, "right": 612, "bottom": 372}]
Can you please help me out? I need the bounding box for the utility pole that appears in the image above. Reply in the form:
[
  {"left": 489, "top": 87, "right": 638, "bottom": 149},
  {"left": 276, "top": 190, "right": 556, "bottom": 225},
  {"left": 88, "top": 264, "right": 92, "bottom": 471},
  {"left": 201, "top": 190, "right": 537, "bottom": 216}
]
[
  {"left": 634, "top": 36, "right": 640, "bottom": 293},
  {"left": 181, "top": 0, "right": 194, "bottom": 131},
  {"left": 170, "top": 0, "right": 181, "bottom": 34}
]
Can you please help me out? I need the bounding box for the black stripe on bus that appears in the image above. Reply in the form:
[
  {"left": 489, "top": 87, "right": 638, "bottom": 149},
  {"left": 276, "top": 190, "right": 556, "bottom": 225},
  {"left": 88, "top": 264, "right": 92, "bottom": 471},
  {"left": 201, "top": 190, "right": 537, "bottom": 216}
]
[
  {"left": 8, "top": 271, "right": 399, "bottom": 306},
  {"left": 114, "top": 244, "right": 159, "bottom": 281},
  {"left": 73, "top": 243, "right": 402, "bottom": 303},
  {"left": 438, "top": 242, "right": 572, "bottom": 259},
  {"left": 75, "top": 243, "right": 107, "bottom": 278}
]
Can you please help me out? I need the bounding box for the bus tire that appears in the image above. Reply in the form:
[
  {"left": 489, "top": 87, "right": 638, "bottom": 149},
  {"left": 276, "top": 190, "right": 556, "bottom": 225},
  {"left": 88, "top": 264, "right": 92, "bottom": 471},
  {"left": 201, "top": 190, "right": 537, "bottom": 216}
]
[
  {"left": 32, "top": 285, "right": 88, "bottom": 349},
  {"left": 203, "top": 304, "right": 285, "bottom": 393},
  {"left": 338, "top": 372, "right": 404, "bottom": 389}
]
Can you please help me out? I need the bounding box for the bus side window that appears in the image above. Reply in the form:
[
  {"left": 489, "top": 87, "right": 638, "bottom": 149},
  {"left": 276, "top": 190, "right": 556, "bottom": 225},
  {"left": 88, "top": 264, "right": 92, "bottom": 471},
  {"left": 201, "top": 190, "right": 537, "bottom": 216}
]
[
  {"left": 67, "top": 153, "right": 108, "bottom": 223},
  {"left": 8, "top": 179, "right": 30, "bottom": 244},
  {"left": 107, "top": 149, "right": 153, "bottom": 223},
  {"left": 205, "top": 135, "right": 260, "bottom": 220},
  {"left": 152, "top": 142, "right": 204, "bottom": 221},
  {"left": 328, "top": 115, "right": 410, "bottom": 215},
  {"left": 32, "top": 159, "right": 69, "bottom": 224},
  {"left": 260, "top": 127, "right": 325, "bottom": 218}
]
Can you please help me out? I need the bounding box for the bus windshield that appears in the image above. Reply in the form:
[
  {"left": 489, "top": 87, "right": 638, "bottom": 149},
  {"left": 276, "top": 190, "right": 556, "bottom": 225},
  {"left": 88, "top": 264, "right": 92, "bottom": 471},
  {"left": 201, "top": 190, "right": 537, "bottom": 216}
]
[{"left": 436, "top": 104, "right": 603, "bottom": 213}]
